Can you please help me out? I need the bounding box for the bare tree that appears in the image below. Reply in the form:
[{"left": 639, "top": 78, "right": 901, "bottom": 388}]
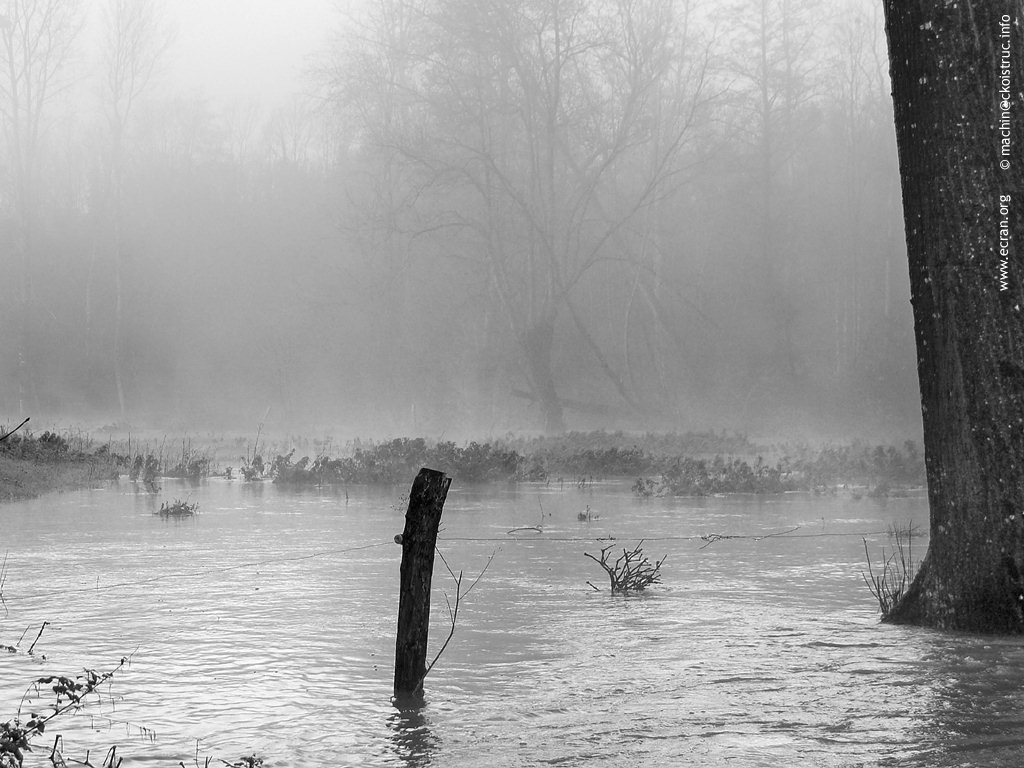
[
  {"left": 825, "top": 0, "right": 900, "bottom": 381},
  {"left": 92, "top": 0, "right": 173, "bottom": 419},
  {"left": 318, "top": 0, "right": 455, "bottom": 434},
  {"left": 328, "top": 0, "right": 710, "bottom": 433},
  {"left": 721, "top": 0, "right": 820, "bottom": 401},
  {"left": 0, "top": 0, "right": 82, "bottom": 412}
]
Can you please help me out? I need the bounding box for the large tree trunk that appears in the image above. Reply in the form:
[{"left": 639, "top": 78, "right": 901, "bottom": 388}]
[{"left": 882, "top": 0, "right": 1024, "bottom": 631}]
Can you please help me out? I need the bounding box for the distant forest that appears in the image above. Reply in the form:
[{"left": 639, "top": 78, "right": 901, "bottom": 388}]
[{"left": 0, "top": 0, "right": 920, "bottom": 440}]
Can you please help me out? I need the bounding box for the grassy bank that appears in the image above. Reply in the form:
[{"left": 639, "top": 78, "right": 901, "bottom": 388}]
[{"left": 0, "top": 428, "right": 117, "bottom": 501}]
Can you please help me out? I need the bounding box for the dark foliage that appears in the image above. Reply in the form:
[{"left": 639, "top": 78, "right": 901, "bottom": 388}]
[
  {"left": 633, "top": 441, "right": 926, "bottom": 497},
  {"left": 271, "top": 439, "right": 524, "bottom": 485},
  {"left": 0, "top": 431, "right": 72, "bottom": 463},
  {"left": 777, "top": 441, "right": 924, "bottom": 488},
  {"left": 157, "top": 499, "right": 198, "bottom": 517},
  {"left": 254, "top": 432, "right": 925, "bottom": 492}
]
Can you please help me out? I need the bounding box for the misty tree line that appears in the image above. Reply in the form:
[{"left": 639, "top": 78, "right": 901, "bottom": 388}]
[{"left": 0, "top": 0, "right": 919, "bottom": 438}]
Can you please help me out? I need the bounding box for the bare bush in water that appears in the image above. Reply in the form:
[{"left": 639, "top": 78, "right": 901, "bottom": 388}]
[{"left": 585, "top": 541, "right": 666, "bottom": 593}]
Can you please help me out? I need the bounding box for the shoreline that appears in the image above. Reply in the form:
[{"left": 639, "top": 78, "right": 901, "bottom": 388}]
[
  {"left": 0, "top": 427, "right": 927, "bottom": 500},
  {"left": 0, "top": 453, "right": 115, "bottom": 502}
]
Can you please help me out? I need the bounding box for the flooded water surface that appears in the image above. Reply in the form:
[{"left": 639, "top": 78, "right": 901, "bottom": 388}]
[{"left": 2, "top": 480, "right": 1023, "bottom": 767}]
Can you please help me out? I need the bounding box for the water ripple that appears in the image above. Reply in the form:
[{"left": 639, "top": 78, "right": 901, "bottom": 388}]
[{"left": 0, "top": 483, "right": 1016, "bottom": 767}]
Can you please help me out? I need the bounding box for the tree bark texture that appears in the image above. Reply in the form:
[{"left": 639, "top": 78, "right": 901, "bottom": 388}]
[
  {"left": 393, "top": 467, "right": 451, "bottom": 699},
  {"left": 882, "top": 0, "right": 1024, "bottom": 631}
]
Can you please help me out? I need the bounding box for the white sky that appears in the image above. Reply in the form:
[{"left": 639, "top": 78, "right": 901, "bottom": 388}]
[{"left": 102, "top": 0, "right": 341, "bottom": 108}]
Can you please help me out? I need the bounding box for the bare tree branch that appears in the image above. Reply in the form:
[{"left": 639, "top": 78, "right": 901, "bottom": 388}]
[{"left": 418, "top": 547, "right": 498, "bottom": 687}]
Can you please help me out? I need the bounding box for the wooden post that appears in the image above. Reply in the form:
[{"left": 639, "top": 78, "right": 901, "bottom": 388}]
[{"left": 393, "top": 467, "right": 451, "bottom": 701}]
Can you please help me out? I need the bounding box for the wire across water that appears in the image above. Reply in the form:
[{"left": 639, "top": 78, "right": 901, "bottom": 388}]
[{"left": 1, "top": 480, "right": 1017, "bottom": 767}]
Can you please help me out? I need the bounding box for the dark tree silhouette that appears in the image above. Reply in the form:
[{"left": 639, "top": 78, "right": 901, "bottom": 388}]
[{"left": 882, "top": 0, "right": 1024, "bottom": 631}]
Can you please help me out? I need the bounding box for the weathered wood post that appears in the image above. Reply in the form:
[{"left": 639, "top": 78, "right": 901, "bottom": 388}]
[{"left": 393, "top": 467, "right": 451, "bottom": 701}]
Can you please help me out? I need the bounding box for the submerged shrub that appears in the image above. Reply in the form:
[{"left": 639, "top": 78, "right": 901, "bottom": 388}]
[
  {"left": 240, "top": 454, "right": 265, "bottom": 481},
  {"left": 637, "top": 455, "right": 792, "bottom": 496},
  {"left": 157, "top": 499, "right": 198, "bottom": 517},
  {"left": 632, "top": 441, "right": 926, "bottom": 497},
  {"left": 270, "top": 439, "right": 525, "bottom": 485},
  {"left": 585, "top": 540, "right": 667, "bottom": 593},
  {"left": 776, "top": 441, "right": 925, "bottom": 488}
]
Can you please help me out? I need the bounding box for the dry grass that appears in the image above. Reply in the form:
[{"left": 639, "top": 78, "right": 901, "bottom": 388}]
[
  {"left": 862, "top": 523, "right": 917, "bottom": 616},
  {"left": 0, "top": 453, "right": 114, "bottom": 502}
]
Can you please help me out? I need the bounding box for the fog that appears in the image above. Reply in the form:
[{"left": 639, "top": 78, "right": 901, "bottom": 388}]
[{"left": 0, "top": 0, "right": 921, "bottom": 442}]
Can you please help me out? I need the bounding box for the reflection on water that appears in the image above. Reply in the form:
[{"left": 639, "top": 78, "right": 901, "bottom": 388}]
[
  {"left": 388, "top": 705, "right": 437, "bottom": 768},
  {"left": 0, "top": 480, "right": 1020, "bottom": 766},
  {"left": 900, "top": 636, "right": 1024, "bottom": 767}
]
